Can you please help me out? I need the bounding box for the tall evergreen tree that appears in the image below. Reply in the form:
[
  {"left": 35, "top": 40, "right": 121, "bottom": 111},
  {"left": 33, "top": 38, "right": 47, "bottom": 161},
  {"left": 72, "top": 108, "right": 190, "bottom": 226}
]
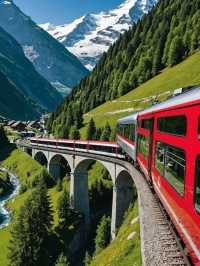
[
  {"left": 8, "top": 180, "right": 53, "bottom": 266},
  {"left": 57, "top": 189, "right": 71, "bottom": 227},
  {"left": 101, "top": 123, "right": 111, "bottom": 141},
  {"left": 168, "top": 36, "right": 184, "bottom": 66},
  {"left": 86, "top": 118, "right": 96, "bottom": 140},
  {"left": 69, "top": 126, "right": 80, "bottom": 140},
  {"left": 95, "top": 215, "right": 111, "bottom": 254}
]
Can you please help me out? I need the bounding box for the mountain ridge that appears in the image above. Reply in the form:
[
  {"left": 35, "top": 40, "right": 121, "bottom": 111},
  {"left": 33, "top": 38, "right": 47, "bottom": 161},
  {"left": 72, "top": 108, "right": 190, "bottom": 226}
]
[
  {"left": 0, "top": 25, "right": 63, "bottom": 116},
  {"left": 0, "top": 0, "right": 89, "bottom": 95},
  {"left": 41, "top": 0, "right": 158, "bottom": 70}
]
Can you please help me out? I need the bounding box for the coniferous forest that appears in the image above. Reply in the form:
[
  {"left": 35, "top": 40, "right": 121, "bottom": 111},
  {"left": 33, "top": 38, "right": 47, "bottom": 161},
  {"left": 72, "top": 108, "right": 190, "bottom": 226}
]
[{"left": 47, "top": 0, "right": 200, "bottom": 137}]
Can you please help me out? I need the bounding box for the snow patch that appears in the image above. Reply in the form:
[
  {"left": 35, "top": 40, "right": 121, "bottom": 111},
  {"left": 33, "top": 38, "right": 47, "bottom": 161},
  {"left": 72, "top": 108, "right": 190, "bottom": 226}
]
[
  {"left": 1, "top": 1, "right": 11, "bottom": 5},
  {"left": 23, "top": 45, "right": 39, "bottom": 62},
  {"left": 41, "top": 0, "right": 157, "bottom": 69}
]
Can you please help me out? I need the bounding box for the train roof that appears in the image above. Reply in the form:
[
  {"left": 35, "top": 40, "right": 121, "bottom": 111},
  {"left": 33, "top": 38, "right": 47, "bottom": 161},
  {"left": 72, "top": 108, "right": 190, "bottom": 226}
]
[
  {"left": 30, "top": 137, "right": 118, "bottom": 147},
  {"left": 117, "top": 113, "right": 138, "bottom": 125},
  {"left": 118, "top": 86, "right": 200, "bottom": 125},
  {"left": 140, "top": 85, "right": 200, "bottom": 116}
]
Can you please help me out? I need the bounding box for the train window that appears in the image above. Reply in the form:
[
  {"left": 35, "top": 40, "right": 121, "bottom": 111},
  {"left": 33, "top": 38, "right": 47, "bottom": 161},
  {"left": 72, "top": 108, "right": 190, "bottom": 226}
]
[
  {"left": 155, "top": 142, "right": 185, "bottom": 195},
  {"left": 155, "top": 142, "right": 165, "bottom": 176},
  {"left": 195, "top": 156, "right": 200, "bottom": 213},
  {"left": 164, "top": 145, "right": 185, "bottom": 195},
  {"left": 141, "top": 119, "right": 153, "bottom": 130},
  {"left": 130, "top": 124, "right": 136, "bottom": 141},
  {"left": 137, "top": 134, "right": 149, "bottom": 159},
  {"left": 157, "top": 116, "right": 186, "bottom": 136}
]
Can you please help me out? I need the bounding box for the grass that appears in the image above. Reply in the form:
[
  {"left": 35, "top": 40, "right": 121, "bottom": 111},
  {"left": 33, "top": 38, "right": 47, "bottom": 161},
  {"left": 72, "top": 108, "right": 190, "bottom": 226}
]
[
  {"left": 90, "top": 201, "right": 141, "bottom": 266},
  {"left": 81, "top": 51, "right": 200, "bottom": 137},
  {"left": 0, "top": 146, "right": 49, "bottom": 265},
  {"left": 0, "top": 145, "right": 45, "bottom": 186}
]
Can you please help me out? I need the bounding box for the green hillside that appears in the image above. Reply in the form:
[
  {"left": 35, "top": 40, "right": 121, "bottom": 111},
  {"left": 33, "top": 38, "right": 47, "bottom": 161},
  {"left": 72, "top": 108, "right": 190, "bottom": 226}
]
[
  {"left": 80, "top": 50, "right": 200, "bottom": 136},
  {"left": 0, "top": 71, "right": 40, "bottom": 120},
  {"left": 90, "top": 202, "right": 141, "bottom": 266},
  {"left": 47, "top": 0, "right": 200, "bottom": 137}
]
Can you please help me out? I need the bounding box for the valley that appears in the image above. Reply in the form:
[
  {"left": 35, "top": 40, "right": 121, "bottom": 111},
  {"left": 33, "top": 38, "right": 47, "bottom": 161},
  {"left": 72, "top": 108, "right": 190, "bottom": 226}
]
[{"left": 0, "top": 0, "right": 200, "bottom": 265}]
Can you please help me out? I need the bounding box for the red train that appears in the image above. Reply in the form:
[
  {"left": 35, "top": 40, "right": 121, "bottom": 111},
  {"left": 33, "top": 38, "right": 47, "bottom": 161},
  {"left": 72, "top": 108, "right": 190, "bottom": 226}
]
[
  {"left": 117, "top": 86, "right": 200, "bottom": 265},
  {"left": 30, "top": 138, "right": 124, "bottom": 159}
]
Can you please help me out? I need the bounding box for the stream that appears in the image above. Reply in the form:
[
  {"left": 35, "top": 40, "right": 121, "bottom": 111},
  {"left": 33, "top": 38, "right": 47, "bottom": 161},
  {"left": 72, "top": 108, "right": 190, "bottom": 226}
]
[{"left": 0, "top": 168, "right": 20, "bottom": 229}]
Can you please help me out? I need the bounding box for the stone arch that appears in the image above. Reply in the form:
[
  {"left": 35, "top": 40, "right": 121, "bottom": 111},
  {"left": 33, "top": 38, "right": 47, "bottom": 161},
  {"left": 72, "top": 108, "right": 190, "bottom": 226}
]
[
  {"left": 49, "top": 154, "right": 71, "bottom": 181},
  {"left": 111, "top": 170, "right": 136, "bottom": 239},
  {"left": 74, "top": 158, "right": 114, "bottom": 182},
  {"left": 34, "top": 151, "right": 48, "bottom": 167},
  {"left": 71, "top": 158, "right": 114, "bottom": 225}
]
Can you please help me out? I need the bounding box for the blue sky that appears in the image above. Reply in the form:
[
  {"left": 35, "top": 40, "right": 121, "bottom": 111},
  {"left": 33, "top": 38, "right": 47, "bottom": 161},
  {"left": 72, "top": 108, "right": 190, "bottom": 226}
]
[{"left": 14, "top": 0, "right": 124, "bottom": 25}]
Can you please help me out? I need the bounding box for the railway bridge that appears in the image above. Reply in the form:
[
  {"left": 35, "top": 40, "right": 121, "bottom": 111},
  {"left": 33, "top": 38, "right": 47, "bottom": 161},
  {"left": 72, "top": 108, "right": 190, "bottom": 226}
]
[
  {"left": 20, "top": 140, "right": 190, "bottom": 265},
  {"left": 20, "top": 142, "right": 135, "bottom": 239}
]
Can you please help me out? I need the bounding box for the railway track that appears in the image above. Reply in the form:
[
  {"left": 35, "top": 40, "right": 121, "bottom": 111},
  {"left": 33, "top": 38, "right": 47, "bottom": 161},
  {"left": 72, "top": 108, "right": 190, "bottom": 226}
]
[
  {"left": 152, "top": 198, "right": 191, "bottom": 266},
  {"left": 127, "top": 163, "right": 192, "bottom": 266}
]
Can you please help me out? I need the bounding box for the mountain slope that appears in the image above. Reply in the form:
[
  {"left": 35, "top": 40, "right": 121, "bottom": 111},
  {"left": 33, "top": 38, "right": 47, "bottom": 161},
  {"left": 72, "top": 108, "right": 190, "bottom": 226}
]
[
  {"left": 41, "top": 0, "right": 158, "bottom": 70},
  {"left": 80, "top": 51, "right": 200, "bottom": 135},
  {"left": 0, "top": 0, "right": 89, "bottom": 95},
  {"left": 0, "top": 70, "right": 40, "bottom": 120},
  {"left": 47, "top": 0, "right": 200, "bottom": 137},
  {"left": 0, "top": 25, "right": 62, "bottom": 113}
]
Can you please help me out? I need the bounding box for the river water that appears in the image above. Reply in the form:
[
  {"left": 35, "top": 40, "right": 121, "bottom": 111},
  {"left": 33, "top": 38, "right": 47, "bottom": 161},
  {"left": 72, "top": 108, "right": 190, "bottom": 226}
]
[{"left": 0, "top": 168, "right": 20, "bottom": 229}]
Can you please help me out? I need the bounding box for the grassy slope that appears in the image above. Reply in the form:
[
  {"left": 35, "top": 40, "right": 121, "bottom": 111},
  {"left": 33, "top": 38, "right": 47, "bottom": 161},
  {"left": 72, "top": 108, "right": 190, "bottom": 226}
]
[
  {"left": 81, "top": 51, "right": 200, "bottom": 136},
  {"left": 0, "top": 147, "right": 54, "bottom": 266},
  {"left": 90, "top": 202, "right": 141, "bottom": 266}
]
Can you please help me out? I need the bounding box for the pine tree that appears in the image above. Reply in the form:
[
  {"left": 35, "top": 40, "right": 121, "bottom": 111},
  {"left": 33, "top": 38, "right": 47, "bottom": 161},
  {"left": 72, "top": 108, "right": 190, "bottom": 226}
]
[
  {"left": 95, "top": 215, "right": 111, "bottom": 254},
  {"left": 168, "top": 36, "right": 184, "bottom": 66},
  {"left": 69, "top": 126, "right": 80, "bottom": 140},
  {"left": 8, "top": 181, "right": 53, "bottom": 266},
  {"left": 101, "top": 123, "right": 111, "bottom": 141},
  {"left": 95, "top": 128, "right": 102, "bottom": 140},
  {"left": 86, "top": 118, "right": 96, "bottom": 140},
  {"left": 55, "top": 253, "right": 70, "bottom": 266},
  {"left": 57, "top": 189, "right": 71, "bottom": 227}
]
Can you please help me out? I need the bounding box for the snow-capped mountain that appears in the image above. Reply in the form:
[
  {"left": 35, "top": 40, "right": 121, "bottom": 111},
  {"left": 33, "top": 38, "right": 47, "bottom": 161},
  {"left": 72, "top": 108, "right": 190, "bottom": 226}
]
[
  {"left": 0, "top": 0, "right": 89, "bottom": 97},
  {"left": 41, "top": 0, "right": 157, "bottom": 70}
]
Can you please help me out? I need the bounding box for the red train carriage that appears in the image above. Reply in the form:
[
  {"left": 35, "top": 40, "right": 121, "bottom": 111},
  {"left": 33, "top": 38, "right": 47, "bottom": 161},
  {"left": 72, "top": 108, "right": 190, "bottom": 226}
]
[
  {"left": 30, "top": 138, "right": 124, "bottom": 159},
  {"left": 117, "top": 86, "right": 200, "bottom": 265}
]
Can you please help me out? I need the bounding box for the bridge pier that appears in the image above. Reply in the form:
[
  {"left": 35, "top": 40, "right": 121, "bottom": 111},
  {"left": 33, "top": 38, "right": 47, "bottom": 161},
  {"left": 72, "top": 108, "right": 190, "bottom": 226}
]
[
  {"left": 70, "top": 171, "right": 90, "bottom": 226},
  {"left": 111, "top": 171, "right": 134, "bottom": 239}
]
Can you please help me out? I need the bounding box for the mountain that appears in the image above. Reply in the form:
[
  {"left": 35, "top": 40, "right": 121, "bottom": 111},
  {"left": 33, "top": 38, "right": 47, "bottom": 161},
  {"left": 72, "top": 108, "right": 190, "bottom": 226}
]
[
  {"left": 41, "top": 0, "right": 158, "bottom": 70},
  {"left": 46, "top": 0, "right": 200, "bottom": 137},
  {"left": 0, "top": 70, "right": 40, "bottom": 120},
  {"left": 0, "top": 25, "right": 62, "bottom": 117},
  {"left": 0, "top": 0, "right": 89, "bottom": 96}
]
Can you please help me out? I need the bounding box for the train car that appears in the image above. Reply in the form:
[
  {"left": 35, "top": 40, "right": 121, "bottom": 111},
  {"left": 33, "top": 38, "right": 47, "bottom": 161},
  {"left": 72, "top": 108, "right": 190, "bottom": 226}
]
[
  {"left": 117, "top": 86, "right": 200, "bottom": 264},
  {"left": 30, "top": 137, "right": 124, "bottom": 159},
  {"left": 116, "top": 113, "right": 138, "bottom": 162}
]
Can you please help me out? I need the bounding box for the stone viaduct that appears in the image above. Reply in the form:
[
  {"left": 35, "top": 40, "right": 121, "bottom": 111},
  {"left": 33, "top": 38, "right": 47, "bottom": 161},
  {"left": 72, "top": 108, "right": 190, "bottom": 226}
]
[{"left": 22, "top": 144, "right": 135, "bottom": 239}]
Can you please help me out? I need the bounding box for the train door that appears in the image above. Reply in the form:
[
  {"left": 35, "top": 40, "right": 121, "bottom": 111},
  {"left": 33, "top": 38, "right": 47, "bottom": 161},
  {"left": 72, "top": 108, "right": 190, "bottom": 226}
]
[
  {"left": 137, "top": 117, "right": 154, "bottom": 182},
  {"left": 148, "top": 118, "right": 154, "bottom": 178}
]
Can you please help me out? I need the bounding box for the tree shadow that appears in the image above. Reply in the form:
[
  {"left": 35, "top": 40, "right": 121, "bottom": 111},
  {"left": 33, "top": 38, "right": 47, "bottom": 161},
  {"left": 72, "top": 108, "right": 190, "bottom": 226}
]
[{"left": 0, "top": 144, "right": 16, "bottom": 162}]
